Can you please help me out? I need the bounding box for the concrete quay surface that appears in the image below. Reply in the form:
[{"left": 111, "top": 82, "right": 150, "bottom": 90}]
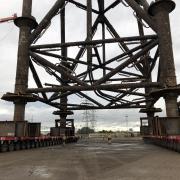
[{"left": 0, "top": 138, "right": 179, "bottom": 180}]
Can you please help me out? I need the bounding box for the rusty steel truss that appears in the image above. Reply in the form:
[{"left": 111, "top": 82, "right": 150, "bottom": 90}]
[{"left": 2, "top": 0, "right": 180, "bottom": 130}]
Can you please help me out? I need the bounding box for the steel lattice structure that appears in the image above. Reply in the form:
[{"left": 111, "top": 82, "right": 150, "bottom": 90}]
[{"left": 2, "top": 0, "right": 180, "bottom": 131}]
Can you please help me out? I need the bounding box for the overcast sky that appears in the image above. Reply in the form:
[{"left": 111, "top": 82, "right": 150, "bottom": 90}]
[{"left": 0, "top": 0, "right": 180, "bottom": 131}]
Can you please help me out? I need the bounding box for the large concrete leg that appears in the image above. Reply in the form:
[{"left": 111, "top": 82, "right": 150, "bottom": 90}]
[
  {"left": 148, "top": 0, "right": 178, "bottom": 117},
  {"left": 164, "top": 94, "right": 179, "bottom": 117},
  {"left": 14, "top": 103, "right": 26, "bottom": 121},
  {"left": 13, "top": 0, "right": 33, "bottom": 121}
]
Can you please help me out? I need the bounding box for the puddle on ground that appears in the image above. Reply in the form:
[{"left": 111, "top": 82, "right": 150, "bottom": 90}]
[
  {"left": 75, "top": 142, "right": 149, "bottom": 154},
  {"left": 29, "top": 166, "right": 52, "bottom": 178}
]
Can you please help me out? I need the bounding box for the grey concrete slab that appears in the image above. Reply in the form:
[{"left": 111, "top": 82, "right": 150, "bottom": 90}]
[{"left": 0, "top": 139, "right": 179, "bottom": 180}]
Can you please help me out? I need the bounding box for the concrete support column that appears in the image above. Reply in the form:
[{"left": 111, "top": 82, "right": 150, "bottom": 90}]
[
  {"left": 147, "top": 112, "right": 154, "bottom": 135},
  {"left": 14, "top": 103, "right": 26, "bottom": 121},
  {"left": 148, "top": 0, "right": 178, "bottom": 117},
  {"left": 165, "top": 93, "right": 179, "bottom": 117},
  {"left": 14, "top": 0, "right": 32, "bottom": 121}
]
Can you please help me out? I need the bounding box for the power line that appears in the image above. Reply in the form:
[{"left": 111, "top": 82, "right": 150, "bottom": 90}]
[
  {"left": 81, "top": 98, "right": 96, "bottom": 131},
  {"left": 0, "top": 25, "right": 14, "bottom": 43}
]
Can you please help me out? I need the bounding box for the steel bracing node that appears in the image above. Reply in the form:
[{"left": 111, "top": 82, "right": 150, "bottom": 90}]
[{"left": 1, "top": 0, "right": 179, "bottom": 129}]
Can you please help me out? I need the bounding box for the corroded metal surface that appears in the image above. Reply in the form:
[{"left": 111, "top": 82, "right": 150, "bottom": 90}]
[{"left": 1, "top": 0, "right": 180, "bottom": 133}]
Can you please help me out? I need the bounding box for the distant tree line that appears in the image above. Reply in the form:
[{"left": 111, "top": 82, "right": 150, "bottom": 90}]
[
  {"left": 98, "top": 130, "right": 113, "bottom": 133},
  {"left": 77, "top": 127, "right": 95, "bottom": 134},
  {"left": 77, "top": 128, "right": 134, "bottom": 134}
]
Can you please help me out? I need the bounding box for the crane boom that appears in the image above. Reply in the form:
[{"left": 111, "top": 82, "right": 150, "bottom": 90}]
[{"left": 0, "top": 13, "right": 17, "bottom": 23}]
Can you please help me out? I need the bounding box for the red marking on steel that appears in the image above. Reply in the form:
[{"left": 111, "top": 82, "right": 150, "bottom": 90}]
[{"left": 0, "top": 14, "right": 17, "bottom": 23}]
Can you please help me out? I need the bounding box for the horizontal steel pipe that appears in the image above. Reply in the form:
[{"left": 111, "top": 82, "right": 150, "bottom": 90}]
[
  {"left": 27, "top": 82, "right": 162, "bottom": 93},
  {"left": 30, "top": 35, "right": 157, "bottom": 49},
  {"left": 33, "top": 50, "right": 113, "bottom": 72},
  {"left": 65, "top": 105, "right": 147, "bottom": 110}
]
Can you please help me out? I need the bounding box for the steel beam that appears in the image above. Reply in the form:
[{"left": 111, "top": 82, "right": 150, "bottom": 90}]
[
  {"left": 78, "top": 92, "right": 104, "bottom": 107},
  {"left": 103, "top": 0, "right": 122, "bottom": 14},
  {"left": 93, "top": 40, "right": 158, "bottom": 86},
  {"left": 32, "top": 95, "right": 64, "bottom": 109},
  {"left": 66, "top": 0, "right": 99, "bottom": 14},
  {"left": 124, "top": 0, "right": 157, "bottom": 32},
  {"left": 32, "top": 50, "right": 145, "bottom": 80},
  {"left": 30, "top": 35, "right": 157, "bottom": 49},
  {"left": 29, "top": 51, "right": 89, "bottom": 86},
  {"left": 27, "top": 82, "right": 162, "bottom": 93},
  {"left": 135, "top": 3, "right": 155, "bottom": 130},
  {"left": 65, "top": 105, "right": 146, "bottom": 110},
  {"left": 72, "top": 15, "right": 100, "bottom": 70},
  {"left": 103, "top": 15, "right": 144, "bottom": 74},
  {"left": 30, "top": 0, "right": 65, "bottom": 43},
  {"left": 137, "top": 0, "right": 149, "bottom": 11},
  {"left": 47, "top": 89, "right": 104, "bottom": 107},
  {"left": 75, "top": 40, "right": 156, "bottom": 78},
  {"left": 44, "top": 74, "right": 104, "bottom": 107},
  {"left": 106, "top": 88, "right": 137, "bottom": 107},
  {"left": 29, "top": 60, "right": 47, "bottom": 100}
]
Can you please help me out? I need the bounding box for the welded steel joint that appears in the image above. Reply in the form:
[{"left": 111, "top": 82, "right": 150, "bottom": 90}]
[{"left": 14, "top": 16, "right": 38, "bottom": 30}]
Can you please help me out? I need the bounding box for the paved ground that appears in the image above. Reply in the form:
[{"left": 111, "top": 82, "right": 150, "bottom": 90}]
[{"left": 0, "top": 138, "right": 180, "bottom": 180}]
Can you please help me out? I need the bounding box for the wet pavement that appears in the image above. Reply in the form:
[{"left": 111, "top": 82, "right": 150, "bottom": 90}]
[{"left": 0, "top": 138, "right": 179, "bottom": 180}]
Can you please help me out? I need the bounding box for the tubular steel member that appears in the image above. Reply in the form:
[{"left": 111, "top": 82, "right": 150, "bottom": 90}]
[
  {"left": 30, "top": 0, "right": 65, "bottom": 43},
  {"left": 2, "top": 0, "right": 38, "bottom": 121},
  {"left": 30, "top": 35, "right": 158, "bottom": 49},
  {"left": 14, "top": 0, "right": 36, "bottom": 121},
  {"left": 135, "top": 0, "right": 155, "bottom": 133},
  {"left": 1, "top": 0, "right": 180, "bottom": 143},
  {"left": 27, "top": 82, "right": 162, "bottom": 93},
  {"left": 148, "top": 0, "right": 179, "bottom": 117},
  {"left": 124, "top": 0, "right": 157, "bottom": 32}
]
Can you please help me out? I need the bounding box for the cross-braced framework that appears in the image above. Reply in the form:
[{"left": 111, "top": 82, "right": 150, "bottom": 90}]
[
  {"left": 81, "top": 99, "right": 96, "bottom": 130},
  {"left": 2, "top": 0, "right": 180, "bottom": 131}
]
